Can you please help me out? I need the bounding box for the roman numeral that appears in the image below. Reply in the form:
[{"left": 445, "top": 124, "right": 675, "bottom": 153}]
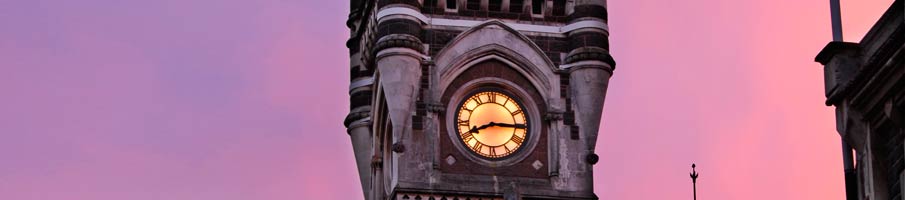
[
  {"left": 471, "top": 142, "right": 484, "bottom": 153},
  {"left": 472, "top": 96, "right": 483, "bottom": 104},
  {"left": 488, "top": 94, "right": 496, "bottom": 103},
  {"left": 489, "top": 147, "right": 497, "bottom": 157},
  {"left": 461, "top": 131, "right": 474, "bottom": 141},
  {"left": 511, "top": 135, "right": 524, "bottom": 145},
  {"left": 511, "top": 109, "right": 522, "bottom": 115},
  {"left": 458, "top": 120, "right": 469, "bottom": 127}
]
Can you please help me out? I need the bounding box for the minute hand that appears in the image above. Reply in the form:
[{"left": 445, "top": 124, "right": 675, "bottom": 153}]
[
  {"left": 493, "top": 122, "right": 527, "bottom": 129},
  {"left": 469, "top": 122, "right": 527, "bottom": 134}
]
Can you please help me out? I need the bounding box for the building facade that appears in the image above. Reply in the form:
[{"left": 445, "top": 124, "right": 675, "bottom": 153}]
[
  {"left": 343, "top": 0, "right": 615, "bottom": 199},
  {"left": 815, "top": 1, "right": 904, "bottom": 200}
]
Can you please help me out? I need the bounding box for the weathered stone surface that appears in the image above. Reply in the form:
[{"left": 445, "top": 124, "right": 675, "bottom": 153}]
[
  {"left": 568, "top": 65, "right": 611, "bottom": 151},
  {"left": 348, "top": 119, "right": 374, "bottom": 196},
  {"left": 376, "top": 48, "right": 423, "bottom": 146},
  {"left": 347, "top": 1, "right": 615, "bottom": 199}
]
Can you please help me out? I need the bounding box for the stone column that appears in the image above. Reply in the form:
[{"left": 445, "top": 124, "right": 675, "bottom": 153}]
[
  {"left": 567, "top": 63, "right": 612, "bottom": 152},
  {"left": 345, "top": 4, "right": 373, "bottom": 198},
  {"left": 345, "top": 59, "right": 374, "bottom": 198},
  {"left": 374, "top": 0, "right": 424, "bottom": 144},
  {"left": 346, "top": 112, "right": 372, "bottom": 198},
  {"left": 562, "top": 0, "right": 615, "bottom": 192},
  {"left": 566, "top": 0, "right": 614, "bottom": 159},
  {"left": 373, "top": 1, "right": 425, "bottom": 196}
]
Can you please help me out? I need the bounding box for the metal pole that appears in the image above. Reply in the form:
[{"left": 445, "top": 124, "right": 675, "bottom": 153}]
[
  {"left": 830, "top": 0, "right": 844, "bottom": 41},
  {"left": 690, "top": 164, "right": 699, "bottom": 200},
  {"left": 842, "top": 141, "right": 857, "bottom": 200},
  {"left": 829, "top": 1, "right": 855, "bottom": 199},
  {"left": 830, "top": 0, "right": 858, "bottom": 200}
]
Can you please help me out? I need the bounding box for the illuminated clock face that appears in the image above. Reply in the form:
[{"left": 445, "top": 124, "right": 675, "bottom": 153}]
[{"left": 456, "top": 91, "right": 528, "bottom": 159}]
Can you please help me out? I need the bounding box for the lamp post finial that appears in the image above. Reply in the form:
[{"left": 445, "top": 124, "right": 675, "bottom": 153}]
[{"left": 690, "top": 163, "right": 699, "bottom": 200}]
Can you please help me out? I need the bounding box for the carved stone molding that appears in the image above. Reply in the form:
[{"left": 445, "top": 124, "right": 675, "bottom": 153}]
[
  {"left": 564, "top": 47, "right": 616, "bottom": 69},
  {"left": 544, "top": 112, "right": 564, "bottom": 122},
  {"left": 375, "top": 34, "right": 424, "bottom": 54},
  {"left": 394, "top": 193, "right": 502, "bottom": 200},
  {"left": 425, "top": 102, "right": 445, "bottom": 113}
]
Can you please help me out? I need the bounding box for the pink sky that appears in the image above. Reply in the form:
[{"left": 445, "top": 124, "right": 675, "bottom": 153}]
[{"left": 0, "top": 0, "right": 896, "bottom": 199}]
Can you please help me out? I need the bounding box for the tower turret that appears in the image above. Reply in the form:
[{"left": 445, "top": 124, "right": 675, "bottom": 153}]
[{"left": 346, "top": 1, "right": 615, "bottom": 199}]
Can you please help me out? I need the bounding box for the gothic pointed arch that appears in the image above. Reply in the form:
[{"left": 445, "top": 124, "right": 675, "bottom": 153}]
[{"left": 432, "top": 20, "right": 560, "bottom": 103}]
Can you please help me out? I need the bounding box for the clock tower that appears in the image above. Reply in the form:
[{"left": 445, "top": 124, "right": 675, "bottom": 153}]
[{"left": 344, "top": 1, "right": 615, "bottom": 199}]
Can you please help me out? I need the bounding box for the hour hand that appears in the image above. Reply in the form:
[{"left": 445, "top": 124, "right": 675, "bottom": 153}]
[
  {"left": 468, "top": 125, "right": 487, "bottom": 133},
  {"left": 469, "top": 123, "right": 495, "bottom": 133}
]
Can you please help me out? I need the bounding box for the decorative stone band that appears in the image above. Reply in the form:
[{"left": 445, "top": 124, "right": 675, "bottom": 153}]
[
  {"left": 376, "top": 18, "right": 422, "bottom": 39},
  {"left": 344, "top": 110, "right": 371, "bottom": 129},
  {"left": 347, "top": 11, "right": 362, "bottom": 30},
  {"left": 561, "top": 60, "right": 614, "bottom": 74},
  {"left": 569, "top": 31, "right": 609, "bottom": 50},
  {"left": 394, "top": 193, "right": 502, "bottom": 200},
  {"left": 564, "top": 47, "right": 616, "bottom": 70},
  {"left": 376, "top": 7, "right": 608, "bottom": 37},
  {"left": 374, "top": 34, "right": 424, "bottom": 55},
  {"left": 569, "top": 4, "right": 608, "bottom": 22},
  {"left": 544, "top": 111, "right": 565, "bottom": 121},
  {"left": 346, "top": 35, "right": 362, "bottom": 54},
  {"left": 349, "top": 89, "right": 372, "bottom": 108},
  {"left": 425, "top": 102, "right": 445, "bottom": 113},
  {"left": 349, "top": 77, "right": 374, "bottom": 92},
  {"left": 376, "top": 0, "right": 421, "bottom": 10}
]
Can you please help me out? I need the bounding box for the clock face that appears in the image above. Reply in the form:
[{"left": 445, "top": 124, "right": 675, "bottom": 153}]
[{"left": 455, "top": 91, "right": 528, "bottom": 159}]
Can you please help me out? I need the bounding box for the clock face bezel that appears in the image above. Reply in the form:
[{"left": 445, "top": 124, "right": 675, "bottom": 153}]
[
  {"left": 444, "top": 77, "right": 540, "bottom": 166},
  {"left": 454, "top": 89, "right": 530, "bottom": 160}
]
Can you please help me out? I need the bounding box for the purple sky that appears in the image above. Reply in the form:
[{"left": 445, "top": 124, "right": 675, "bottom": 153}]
[{"left": 0, "top": 0, "right": 895, "bottom": 199}]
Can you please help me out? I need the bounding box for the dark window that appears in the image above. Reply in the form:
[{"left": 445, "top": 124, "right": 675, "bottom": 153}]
[
  {"left": 489, "top": 0, "right": 503, "bottom": 11},
  {"left": 552, "top": 0, "right": 565, "bottom": 16},
  {"left": 532, "top": 0, "right": 544, "bottom": 15},
  {"left": 509, "top": 0, "right": 523, "bottom": 13},
  {"left": 425, "top": 0, "right": 438, "bottom": 8},
  {"left": 446, "top": 0, "right": 457, "bottom": 9},
  {"left": 466, "top": 0, "right": 480, "bottom": 10}
]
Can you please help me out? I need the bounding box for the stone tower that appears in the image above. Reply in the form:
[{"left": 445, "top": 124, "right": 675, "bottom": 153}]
[{"left": 344, "top": 0, "right": 615, "bottom": 199}]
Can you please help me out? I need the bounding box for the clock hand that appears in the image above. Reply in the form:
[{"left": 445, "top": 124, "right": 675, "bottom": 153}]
[
  {"left": 468, "top": 125, "right": 480, "bottom": 134},
  {"left": 493, "top": 123, "right": 527, "bottom": 129},
  {"left": 470, "top": 122, "right": 526, "bottom": 134},
  {"left": 469, "top": 122, "right": 497, "bottom": 134}
]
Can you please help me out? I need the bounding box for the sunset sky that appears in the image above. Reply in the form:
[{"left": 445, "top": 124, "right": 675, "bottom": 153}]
[{"left": 0, "top": 0, "right": 897, "bottom": 199}]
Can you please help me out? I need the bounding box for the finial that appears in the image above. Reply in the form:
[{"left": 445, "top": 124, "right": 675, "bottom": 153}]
[
  {"left": 690, "top": 163, "right": 699, "bottom": 200},
  {"left": 690, "top": 163, "right": 699, "bottom": 182}
]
